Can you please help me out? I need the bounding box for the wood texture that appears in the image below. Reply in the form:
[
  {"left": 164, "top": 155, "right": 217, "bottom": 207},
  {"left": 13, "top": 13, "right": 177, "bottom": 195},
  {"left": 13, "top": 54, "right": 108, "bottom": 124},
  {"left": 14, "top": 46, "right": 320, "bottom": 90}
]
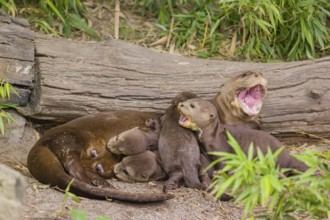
[
  {"left": 1, "top": 13, "right": 329, "bottom": 142},
  {"left": 0, "top": 12, "right": 35, "bottom": 106}
]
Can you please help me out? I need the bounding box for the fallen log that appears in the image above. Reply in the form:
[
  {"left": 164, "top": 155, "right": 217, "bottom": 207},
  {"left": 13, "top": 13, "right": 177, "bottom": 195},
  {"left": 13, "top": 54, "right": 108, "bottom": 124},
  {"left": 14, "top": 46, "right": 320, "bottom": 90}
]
[{"left": 0, "top": 13, "right": 329, "bottom": 143}]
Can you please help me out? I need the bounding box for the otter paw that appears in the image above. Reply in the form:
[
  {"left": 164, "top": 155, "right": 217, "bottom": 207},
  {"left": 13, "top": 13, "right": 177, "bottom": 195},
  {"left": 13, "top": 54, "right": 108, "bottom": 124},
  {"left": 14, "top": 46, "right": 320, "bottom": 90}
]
[
  {"left": 200, "top": 176, "right": 211, "bottom": 191},
  {"left": 163, "top": 182, "right": 179, "bottom": 193}
]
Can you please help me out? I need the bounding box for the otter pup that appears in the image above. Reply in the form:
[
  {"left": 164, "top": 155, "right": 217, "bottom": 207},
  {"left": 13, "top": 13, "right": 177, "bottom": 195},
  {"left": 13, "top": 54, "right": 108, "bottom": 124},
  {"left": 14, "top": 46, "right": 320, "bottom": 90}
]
[
  {"left": 114, "top": 151, "right": 167, "bottom": 182},
  {"left": 107, "top": 118, "right": 160, "bottom": 155},
  {"left": 178, "top": 98, "right": 308, "bottom": 173},
  {"left": 158, "top": 92, "right": 210, "bottom": 192}
]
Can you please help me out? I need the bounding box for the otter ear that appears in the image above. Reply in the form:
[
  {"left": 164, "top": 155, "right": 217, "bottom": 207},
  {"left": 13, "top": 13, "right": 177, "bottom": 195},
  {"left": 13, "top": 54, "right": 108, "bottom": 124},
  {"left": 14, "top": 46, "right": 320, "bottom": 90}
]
[{"left": 210, "top": 113, "right": 215, "bottom": 119}]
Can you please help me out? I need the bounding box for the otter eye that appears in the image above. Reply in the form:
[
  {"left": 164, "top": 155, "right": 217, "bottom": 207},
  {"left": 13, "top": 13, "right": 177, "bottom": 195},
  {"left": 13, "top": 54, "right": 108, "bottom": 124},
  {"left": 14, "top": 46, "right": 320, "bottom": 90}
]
[
  {"left": 190, "top": 103, "right": 195, "bottom": 108},
  {"left": 210, "top": 113, "right": 215, "bottom": 118},
  {"left": 141, "top": 174, "right": 147, "bottom": 179},
  {"left": 241, "top": 72, "right": 248, "bottom": 78},
  {"left": 123, "top": 168, "right": 129, "bottom": 175}
]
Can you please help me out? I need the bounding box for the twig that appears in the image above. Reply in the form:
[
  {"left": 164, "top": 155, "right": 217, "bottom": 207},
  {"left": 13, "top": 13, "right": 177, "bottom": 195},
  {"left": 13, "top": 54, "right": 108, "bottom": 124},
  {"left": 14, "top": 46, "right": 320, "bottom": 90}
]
[
  {"left": 201, "top": 22, "right": 208, "bottom": 48},
  {"left": 166, "top": 17, "right": 175, "bottom": 48},
  {"left": 114, "top": 0, "right": 120, "bottom": 40}
]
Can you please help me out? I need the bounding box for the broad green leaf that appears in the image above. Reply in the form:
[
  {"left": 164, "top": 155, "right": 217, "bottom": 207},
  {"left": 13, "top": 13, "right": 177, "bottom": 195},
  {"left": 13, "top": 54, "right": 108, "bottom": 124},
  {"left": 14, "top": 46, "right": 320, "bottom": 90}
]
[{"left": 70, "top": 209, "right": 87, "bottom": 220}]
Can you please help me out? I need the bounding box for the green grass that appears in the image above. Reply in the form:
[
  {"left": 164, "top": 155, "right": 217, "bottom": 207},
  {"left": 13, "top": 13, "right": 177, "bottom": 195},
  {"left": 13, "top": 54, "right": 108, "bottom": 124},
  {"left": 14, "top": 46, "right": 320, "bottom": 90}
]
[
  {"left": 1, "top": 0, "right": 100, "bottom": 39},
  {"left": 135, "top": 0, "right": 330, "bottom": 61},
  {"left": 1, "top": 0, "right": 329, "bottom": 60},
  {"left": 0, "top": 79, "right": 17, "bottom": 135}
]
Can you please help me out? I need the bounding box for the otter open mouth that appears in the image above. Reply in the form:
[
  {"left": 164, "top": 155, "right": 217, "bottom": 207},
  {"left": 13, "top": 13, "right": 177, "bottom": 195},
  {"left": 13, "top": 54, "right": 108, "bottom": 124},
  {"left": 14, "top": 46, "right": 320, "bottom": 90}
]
[
  {"left": 178, "top": 114, "right": 190, "bottom": 127},
  {"left": 237, "top": 84, "right": 265, "bottom": 116}
]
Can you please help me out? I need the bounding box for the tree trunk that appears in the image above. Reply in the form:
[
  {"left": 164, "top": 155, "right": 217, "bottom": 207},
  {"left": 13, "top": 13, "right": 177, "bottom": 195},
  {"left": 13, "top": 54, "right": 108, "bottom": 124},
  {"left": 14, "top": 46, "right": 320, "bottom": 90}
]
[{"left": 1, "top": 14, "right": 329, "bottom": 143}]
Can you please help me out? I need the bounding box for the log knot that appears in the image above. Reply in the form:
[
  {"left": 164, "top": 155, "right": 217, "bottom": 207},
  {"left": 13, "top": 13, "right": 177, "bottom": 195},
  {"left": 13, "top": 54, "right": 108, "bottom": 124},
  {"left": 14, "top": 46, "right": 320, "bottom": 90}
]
[{"left": 310, "top": 88, "right": 325, "bottom": 99}]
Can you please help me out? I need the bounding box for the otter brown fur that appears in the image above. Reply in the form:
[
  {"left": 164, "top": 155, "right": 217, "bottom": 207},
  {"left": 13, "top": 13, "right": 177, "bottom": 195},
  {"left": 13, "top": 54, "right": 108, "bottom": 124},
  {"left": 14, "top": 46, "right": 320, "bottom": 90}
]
[
  {"left": 158, "top": 92, "right": 210, "bottom": 192},
  {"left": 114, "top": 151, "right": 167, "bottom": 182},
  {"left": 178, "top": 98, "right": 308, "bottom": 173},
  {"left": 28, "top": 71, "right": 268, "bottom": 199},
  {"left": 107, "top": 118, "right": 160, "bottom": 155},
  {"left": 212, "top": 71, "right": 267, "bottom": 126},
  {"left": 27, "top": 110, "right": 174, "bottom": 203}
]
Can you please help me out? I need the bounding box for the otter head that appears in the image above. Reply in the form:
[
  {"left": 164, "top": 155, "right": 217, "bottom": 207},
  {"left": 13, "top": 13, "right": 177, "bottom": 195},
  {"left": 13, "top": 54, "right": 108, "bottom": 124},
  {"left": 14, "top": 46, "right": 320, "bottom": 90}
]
[
  {"left": 107, "top": 127, "right": 140, "bottom": 155},
  {"left": 216, "top": 71, "right": 267, "bottom": 121},
  {"left": 177, "top": 98, "right": 217, "bottom": 131},
  {"left": 114, "top": 151, "right": 166, "bottom": 182}
]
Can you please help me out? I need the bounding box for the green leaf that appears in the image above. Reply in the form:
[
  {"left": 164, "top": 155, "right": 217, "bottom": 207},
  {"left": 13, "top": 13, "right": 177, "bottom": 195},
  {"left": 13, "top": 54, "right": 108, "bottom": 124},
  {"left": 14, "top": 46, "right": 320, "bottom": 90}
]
[
  {"left": 260, "top": 175, "right": 273, "bottom": 206},
  {"left": 45, "top": 0, "right": 66, "bottom": 24},
  {"left": 70, "top": 209, "right": 87, "bottom": 220},
  {"left": 67, "top": 13, "right": 100, "bottom": 40},
  {"left": 247, "top": 143, "right": 254, "bottom": 161},
  {"left": 0, "top": 115, "right": 4, "bottom": 135},
  {"left": 255, "top": 19, "right": 272, "bottom": 35},
  {"left": 226, "top": 131, "right": 246, "bottom": 159}
]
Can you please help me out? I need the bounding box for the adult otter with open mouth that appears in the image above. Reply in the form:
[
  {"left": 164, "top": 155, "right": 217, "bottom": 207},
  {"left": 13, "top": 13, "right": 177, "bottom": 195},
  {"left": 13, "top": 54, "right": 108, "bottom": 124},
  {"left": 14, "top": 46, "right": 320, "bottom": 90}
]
[
  {"left": 177, "top": 98, "right": 308, "bottom": 173},
  {"left": 212, "top": 71, "right": 267, "bottom": 125}
]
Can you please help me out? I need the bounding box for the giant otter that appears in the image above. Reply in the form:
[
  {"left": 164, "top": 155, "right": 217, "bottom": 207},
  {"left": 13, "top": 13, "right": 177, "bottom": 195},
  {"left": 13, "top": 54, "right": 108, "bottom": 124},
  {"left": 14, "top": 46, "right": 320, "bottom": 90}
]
[
  {"left": 27, "top": 110, "right": 174, "bottom": 203},
  {"left": 212, "top": 71, "right": 267, "bottom": 126},
  {"left": 107, "top": 118, "right": 160, "bottom": 155},
  {"left": 27, "top": 71, "right": 268, "bottom": 200},
  {"left": 177, "top": 98, "right": 308, "bottom": 172},
  {"left": 158, "top": 92, "right": 210, "bottom": 192},
  {"left": 114, "top": 151, "right": 167, "bottom": 182}
]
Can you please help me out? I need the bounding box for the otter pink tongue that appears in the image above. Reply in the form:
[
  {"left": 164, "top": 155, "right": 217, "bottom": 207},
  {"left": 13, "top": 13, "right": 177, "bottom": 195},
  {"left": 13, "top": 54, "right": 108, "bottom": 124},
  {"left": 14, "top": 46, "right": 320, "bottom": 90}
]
[
  {"left": 238, "top": 85, "right": 264, "bottom": 115},
  {"left": 250, "top": 85, "right": 263, "bottom": 99},
  {"left": 179, "top": 115, "right": 188, "bottom": 124}
]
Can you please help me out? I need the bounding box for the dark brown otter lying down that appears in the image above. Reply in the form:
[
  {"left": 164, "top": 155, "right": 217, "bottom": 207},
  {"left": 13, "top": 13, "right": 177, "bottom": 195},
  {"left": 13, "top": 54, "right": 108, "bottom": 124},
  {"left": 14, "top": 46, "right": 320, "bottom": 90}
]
[
  {"left": 27, "top": 110, "right": 174, "bottom": 203},
  {"left": 158, "top": 92, "right": 210, "bottom": 192},
  {"left": 178, "top": 98, "right": 308, "bottom": 173}
]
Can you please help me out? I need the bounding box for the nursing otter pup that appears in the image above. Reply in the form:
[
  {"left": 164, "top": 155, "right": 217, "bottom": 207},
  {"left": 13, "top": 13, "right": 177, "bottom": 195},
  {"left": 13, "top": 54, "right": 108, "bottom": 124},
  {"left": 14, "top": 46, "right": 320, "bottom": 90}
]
[
  {"left": 27, "top": 110, "right": 174, "bottom": 203},
  {"left": 212, "top": 71, "right": 267, "bottom": 126},
  {"left": 158, "top": 92, "right": 210, "bottom": 192},
  {"left": 114, "top": 151, "right": 167, "bottom": 182},
  {"left": 177, "top": 98, "right": 308, "bottom": 173},
  {"left": 107, "top": 118, "right": 160, "bottom": 155}
]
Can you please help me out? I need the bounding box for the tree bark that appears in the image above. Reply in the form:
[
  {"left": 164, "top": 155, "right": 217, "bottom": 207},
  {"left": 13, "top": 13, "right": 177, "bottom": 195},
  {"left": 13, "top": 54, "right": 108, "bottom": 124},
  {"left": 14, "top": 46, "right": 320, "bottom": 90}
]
[{"left": 1, "top": 14, "right": 329, "bottom": 143}]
